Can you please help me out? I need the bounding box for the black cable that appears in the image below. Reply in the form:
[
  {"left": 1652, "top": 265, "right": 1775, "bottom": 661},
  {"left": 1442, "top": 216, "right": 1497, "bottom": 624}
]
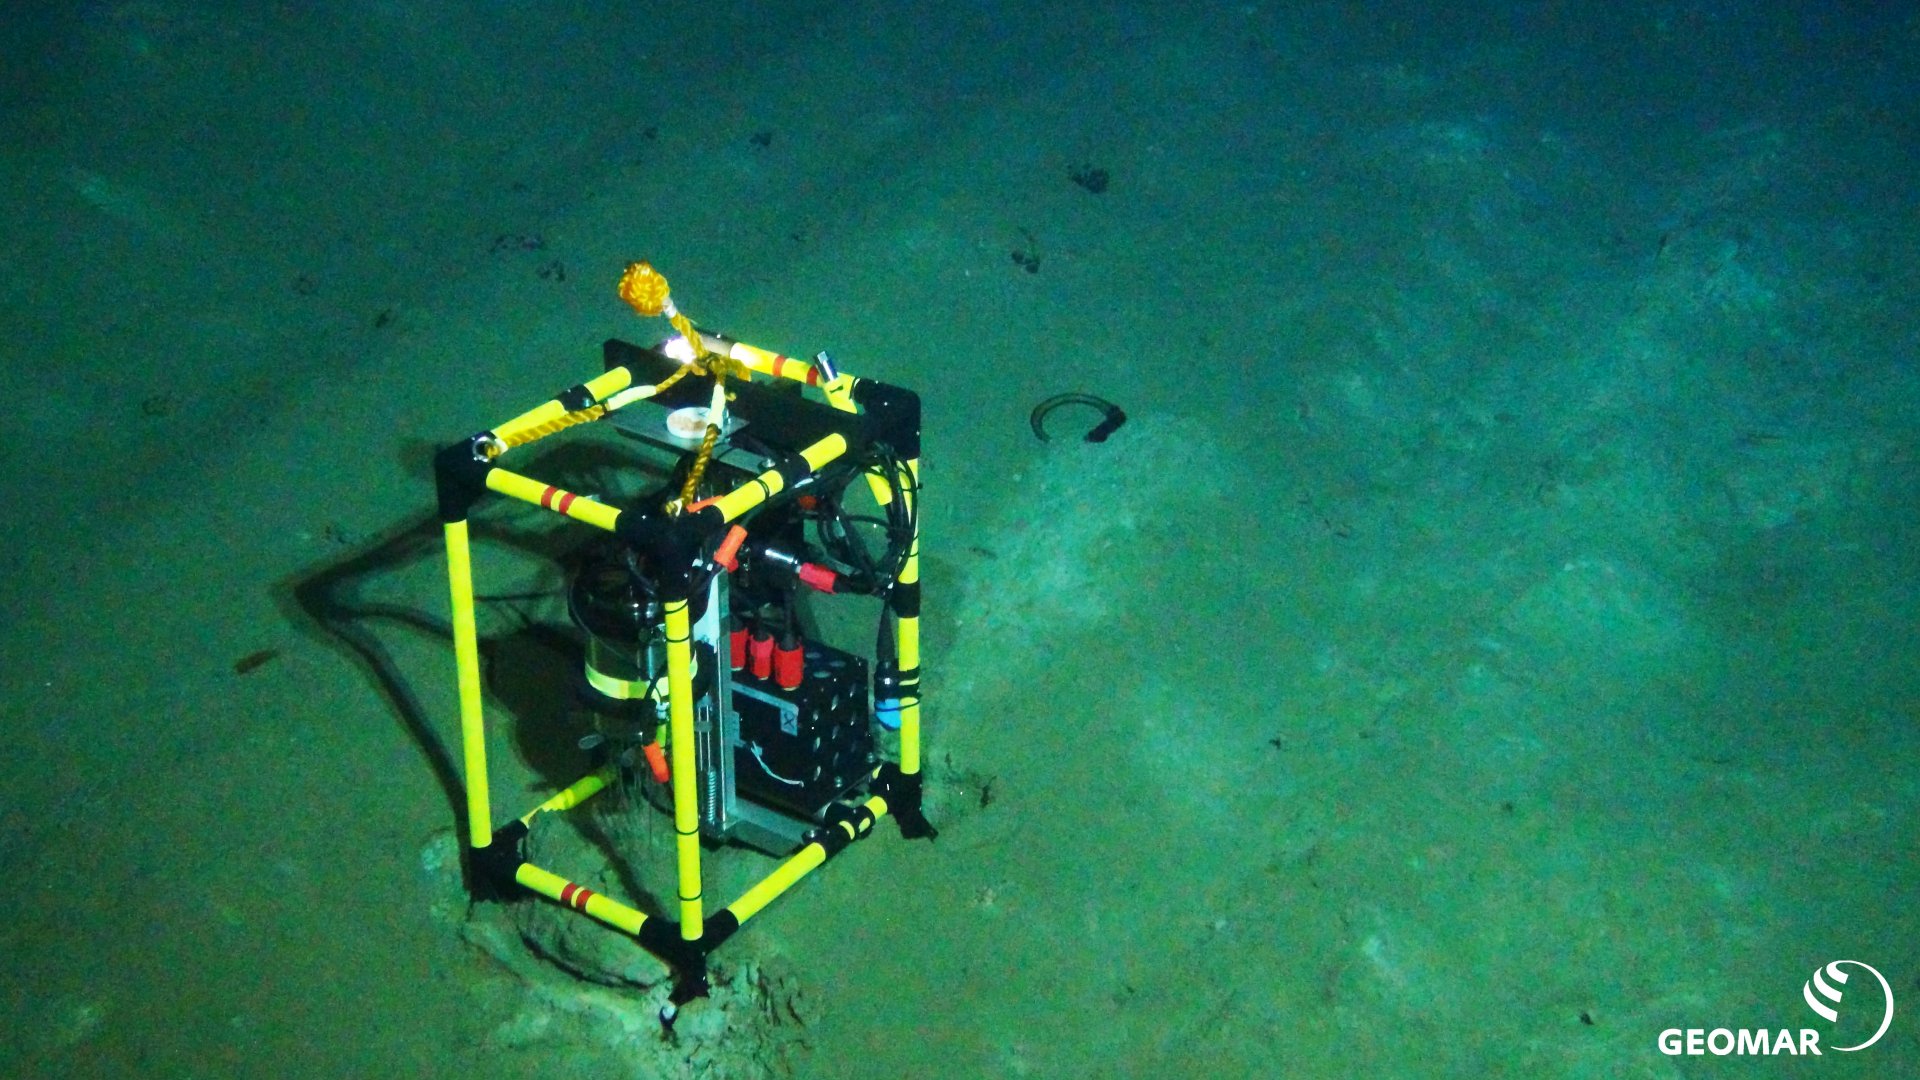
[{"left": 1030, "top": 392, "right": 1127, "bottom": 443}]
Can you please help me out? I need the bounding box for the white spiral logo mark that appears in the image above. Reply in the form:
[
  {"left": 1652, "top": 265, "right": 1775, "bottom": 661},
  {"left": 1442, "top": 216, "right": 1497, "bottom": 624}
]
[{"left": 1803, "top": 960, "right": 1895, "bottom": 1052}]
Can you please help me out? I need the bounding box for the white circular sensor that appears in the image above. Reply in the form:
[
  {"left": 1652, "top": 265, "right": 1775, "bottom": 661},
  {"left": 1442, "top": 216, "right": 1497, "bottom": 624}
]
[{"left": 666, "top": 406, "right": 711, "bottom": 440}]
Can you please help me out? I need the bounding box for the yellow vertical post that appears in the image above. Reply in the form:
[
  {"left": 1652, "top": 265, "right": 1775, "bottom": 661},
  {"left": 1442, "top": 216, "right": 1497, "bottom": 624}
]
[
  {"left": 444, "top": 520, "right": 493, "bottom": 848},
  {"left": 662, "top": 598, "right": 705, "bottom": 937},
  {"left": 895, "top": 457, "right": 923, "bottom": 777}
]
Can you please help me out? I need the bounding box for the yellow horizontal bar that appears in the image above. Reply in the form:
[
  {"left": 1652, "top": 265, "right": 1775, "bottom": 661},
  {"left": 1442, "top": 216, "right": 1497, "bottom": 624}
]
[
  {"left": 706, "top": 432, "right": 849, "bottom": 523},
  {"left": 726, "top": 795, "right": 891, "bottom": 926},
  {"left": 516, "top": 861, "right": 647, "bottom": 937},
  {"left": 701, "top": 334, "right": 819, "bottom": 386},
  {"left": 485, "top": 468, "right": 622, "bottom": 531},
  {"left": 583, "top": 365, "right": 637, "bottom": 401},
  {"left": 729, "top": 845, "right": 825, "bottom": 925},
  {"left": 492, "top": 368, "right": 634, "bottom": 446},
  {"left": 520, "top": 769, "right": 611, "bottom": 824}
]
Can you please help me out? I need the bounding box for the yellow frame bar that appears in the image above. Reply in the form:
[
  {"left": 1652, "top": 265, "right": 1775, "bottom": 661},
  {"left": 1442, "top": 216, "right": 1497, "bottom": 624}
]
[
  {"left": 444, "top": 519, "right": 493, "bottom": 848},
  {"left": 893, "top": 456, "right": 924, "bottom": 776},
  {"left": 694, "top": 331, "right": 820, "bottom": 387},
  {"left": 493, "top": 366, "right": 635, "bottom": 447},
  {"left": 662, "top": 598, "right": 704, "bottom": 939},
  {"left": 729, "top": 794, "right": 890, "bottom": 925},
  {"left": 485, "top": 468, "right": 623, "bottom": 532},
  {"left": 516, "top": 861, "right": 649, "bottom": 937},
  {"left": 519, "top": 768, "right": 612, "bottom": 824},
  {"left": 705, "top": 432, "right": 850, "bottom": 523}
]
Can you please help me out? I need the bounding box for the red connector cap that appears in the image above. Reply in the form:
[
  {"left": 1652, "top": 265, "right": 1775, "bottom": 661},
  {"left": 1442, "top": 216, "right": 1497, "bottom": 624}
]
[
  {"left": 642, "top": 741, "right": 670, "bottom": 784},
  {"left": 714, "top": 526, "right": 748, "bottom": 572},
  {"left": 774, "top": 635, "right": 805, "bottom": 690},
  {"left": 796, "top": 562, "right": 838, "bottom": 593},
  {"left": 749, "top": 630, "right": 775, "bottom": 680},
  {"left": 728, "top": 618, "right": 747, "bottom": 670}
]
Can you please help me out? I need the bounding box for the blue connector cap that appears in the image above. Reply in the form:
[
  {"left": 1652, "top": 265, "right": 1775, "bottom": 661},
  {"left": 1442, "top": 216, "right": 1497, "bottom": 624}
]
[{"left": 875, "top": 698, "right": 902, "bottom": 731}]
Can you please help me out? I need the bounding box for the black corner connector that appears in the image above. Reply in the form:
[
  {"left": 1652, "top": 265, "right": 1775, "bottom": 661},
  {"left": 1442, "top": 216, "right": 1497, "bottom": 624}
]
[
  {"left": 874, "top": 764, "right": 938, "bottom": 842},
  {"left": 468, "top": 819, "right": 528, "bottom": 901},
  {"left": 851, "top": 380, "right": 921, "bottom": 461},
  {"left": 434, "top": 433, "right": 498, "bottom": 523},
  {"left": 637, "top": 918, "right": 716, "bottom": 1004}
]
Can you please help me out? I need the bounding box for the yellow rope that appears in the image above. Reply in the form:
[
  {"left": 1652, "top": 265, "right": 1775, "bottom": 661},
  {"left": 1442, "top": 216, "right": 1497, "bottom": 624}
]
[
  {"left": 617, "top": 261, "right": 746, "bottom": 512},
  {"left": 495, "top": 404, "right": 607, "bottom": 452},
  {"left": 674, "top": 421, "right": 721, "bottom": 511}
]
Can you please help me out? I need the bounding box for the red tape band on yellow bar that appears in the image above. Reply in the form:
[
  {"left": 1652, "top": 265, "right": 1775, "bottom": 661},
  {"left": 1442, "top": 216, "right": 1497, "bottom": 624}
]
[
  {"left": 559, "top": 881, "right": 597, "bottom": 911},
  {"left": 768, "top": 352, "right": 817, "bottom": 385},
  {"left": 540, "top": 486, "right": 579, "bottom": 515}
]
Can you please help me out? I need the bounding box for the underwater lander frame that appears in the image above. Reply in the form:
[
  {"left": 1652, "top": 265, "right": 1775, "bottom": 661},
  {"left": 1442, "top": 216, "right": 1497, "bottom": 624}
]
[{"left": 433, "top": 261, "right": 935, "bottom": 1001}]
